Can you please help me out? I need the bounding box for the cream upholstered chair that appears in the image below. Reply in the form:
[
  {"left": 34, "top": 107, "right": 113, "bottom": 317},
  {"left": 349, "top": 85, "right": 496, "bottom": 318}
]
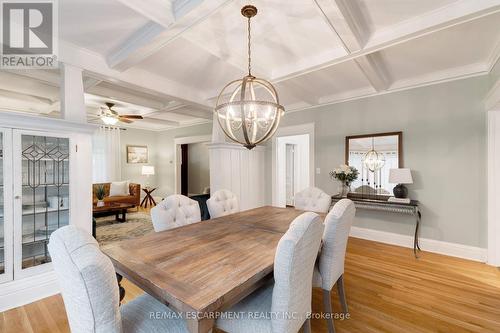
[
  {"left": 48, "top": 226, "right": 188, "bottom": 333},
  {"left": 294, "top": 187, "right": 332, "bottom": 213},
  {"left": 206, "top": 189, "right": 239, "bottom": 218},
  {"left": 151, "top": 194, "right": 201, "bottom": 232},
  {"left": 216, "top": 212, "right": 324, "bottom": 333},
  {"left": 313, "top": 199, "right": 356, "bottom": 333}
]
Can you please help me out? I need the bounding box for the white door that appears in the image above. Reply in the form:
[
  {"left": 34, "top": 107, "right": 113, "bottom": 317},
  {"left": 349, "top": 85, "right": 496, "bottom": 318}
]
[
  {"left": 13, "top": 130, "right": 71, "bottom": 279},
  {"left": 0, "top": 128, "right": 13, "bottom": 283}
]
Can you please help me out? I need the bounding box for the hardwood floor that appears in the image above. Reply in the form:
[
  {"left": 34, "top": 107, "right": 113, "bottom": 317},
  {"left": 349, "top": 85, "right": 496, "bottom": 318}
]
[{"left": 2, "top": 237, "right": 500, "bottom": 333}]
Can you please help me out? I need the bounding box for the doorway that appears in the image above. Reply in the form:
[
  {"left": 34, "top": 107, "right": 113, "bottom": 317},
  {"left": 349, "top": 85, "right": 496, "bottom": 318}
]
[{"left": 275, "top": 134, "right": 310, "bottom": 207}]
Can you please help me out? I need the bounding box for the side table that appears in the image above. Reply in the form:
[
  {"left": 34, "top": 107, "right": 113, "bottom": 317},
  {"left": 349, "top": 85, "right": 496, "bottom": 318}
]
[{"left": 141, "top": 187, "right": 157, "bottom": 208}]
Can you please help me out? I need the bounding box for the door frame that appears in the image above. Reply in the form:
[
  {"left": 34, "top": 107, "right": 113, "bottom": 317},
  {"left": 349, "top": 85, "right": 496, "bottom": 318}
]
[
  {"left": 0, "top": 128, "right": 13, "bottom": 284},
  {"left": 272, "top": 123, "right": 315, "bottom": 207},
  {"left": 174, "top": 135, "right": 211, "bottom": 195}
]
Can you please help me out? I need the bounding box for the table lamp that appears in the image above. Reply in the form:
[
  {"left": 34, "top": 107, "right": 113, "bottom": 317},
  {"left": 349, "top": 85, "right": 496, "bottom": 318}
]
[
  {"left": 142, "top": 165, "right": 155, "bottom": 189},
  {"left": 389, "top": 168, "right": 413, "bottom": 198}
]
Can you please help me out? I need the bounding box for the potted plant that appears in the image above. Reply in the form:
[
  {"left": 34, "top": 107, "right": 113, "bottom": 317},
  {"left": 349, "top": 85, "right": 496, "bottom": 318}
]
[
  {"left": 330, "top": 164, "right": 359, "bottom": 197},
  {"left": 95, "top": 184, "right": 106, "bottom": 207}
]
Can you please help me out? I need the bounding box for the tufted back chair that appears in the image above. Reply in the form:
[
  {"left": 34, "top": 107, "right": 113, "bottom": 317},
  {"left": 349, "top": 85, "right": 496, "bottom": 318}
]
[
  {"left": 272, "top": 212, "right": 324, "bottom": 333},
  {"left": 206, "top": 189, "right": 239, "bottom": 218},
  {"left": 151, "top": 194, "right": 201, "bottom": 232},
  {"left": 317, "top": 198, "right": 356, "bottom": 290},
  {"left": 294, "top": 187, "right": 332, "bottom": 213},
  {"left": 48, "top": 226, "right": 122, "bottom": 333}
]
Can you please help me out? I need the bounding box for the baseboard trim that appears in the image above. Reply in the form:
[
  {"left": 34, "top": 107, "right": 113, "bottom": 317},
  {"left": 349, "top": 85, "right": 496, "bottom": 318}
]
[
  {"left": 350, "top": 226, "right": 487, "bottom": 262},
  {"left": 0, "top": 271, "right": 60, "bottom": 312}
]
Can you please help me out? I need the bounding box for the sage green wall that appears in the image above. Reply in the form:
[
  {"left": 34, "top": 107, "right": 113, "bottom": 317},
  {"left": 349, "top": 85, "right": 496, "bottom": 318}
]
[
  {"left": 120, "top": 128, "right": 158, "bottom": 190},
  {"left": 265, "top": 76, "right": 489, "bottom": 248},
  {"left": 156, "top": 123, "right": 212, "bottom": 197}
]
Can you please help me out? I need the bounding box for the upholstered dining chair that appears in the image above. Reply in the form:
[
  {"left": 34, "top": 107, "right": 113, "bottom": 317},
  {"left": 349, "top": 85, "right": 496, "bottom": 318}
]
[
  {"left": 313, "top": 198, "right": 356, "bottom": 333},
  {"left": 151, "top": 194, "right": 201, "bottom": 232},
  {"left": 48, "top": 226, "right": 188, "bottom": 333},
  {"left": 206, "top": 189, "right": 239, "bottom": 218},
  {"left": 216, "top": 212, "right": 324, "bottom": 333},
  {"left": 294, "top": 187, "right": 332, "bottom": 213}
]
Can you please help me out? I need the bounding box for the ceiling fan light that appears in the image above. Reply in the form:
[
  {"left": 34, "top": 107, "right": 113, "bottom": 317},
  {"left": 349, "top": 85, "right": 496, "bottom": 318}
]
[{"left": 102, "top": 115, "right": 118, "bottom": 125}]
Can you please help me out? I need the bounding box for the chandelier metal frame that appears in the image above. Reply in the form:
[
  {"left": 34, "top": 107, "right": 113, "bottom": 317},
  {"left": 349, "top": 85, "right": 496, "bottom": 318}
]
[{"left": 214, "top": 5, "right": 285, "bottom": 150}]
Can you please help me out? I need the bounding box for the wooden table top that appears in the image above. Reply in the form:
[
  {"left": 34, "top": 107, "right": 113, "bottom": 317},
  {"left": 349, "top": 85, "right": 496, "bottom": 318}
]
[
  {"left": 93, "top": 202, "right": 135, "bottom": 213},
  {"left": 103, "top": 206, "right": 309, "bottom": 316}
]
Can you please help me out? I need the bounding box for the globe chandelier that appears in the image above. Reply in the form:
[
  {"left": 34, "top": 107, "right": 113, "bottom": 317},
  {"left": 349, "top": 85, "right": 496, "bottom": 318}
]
[
  {"left": 214, "top": 5, "right": 285, "bottom": 150},
  {"left": 363, "top": 137, "right": 386, "bottom": 172}
]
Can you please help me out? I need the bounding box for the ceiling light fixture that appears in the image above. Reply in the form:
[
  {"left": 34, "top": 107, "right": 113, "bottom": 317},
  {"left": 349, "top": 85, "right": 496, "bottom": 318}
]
[
  {"left": 214, "top": 5, "right": 284, "bottom": 150},
  {"left": 363, "top": 137, "right": 386, "bottom": 172}
]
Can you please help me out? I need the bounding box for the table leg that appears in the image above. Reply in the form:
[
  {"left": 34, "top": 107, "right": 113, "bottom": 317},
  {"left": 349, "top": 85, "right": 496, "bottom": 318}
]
[
  {"left": 186, "top": 317, "right": 214, "bottom": 333},
  {"left": 92, "top": 218, "right": 96, "bottom": 238},
  {"left": 115, "top": 209, "right": 126, "bottom": 223},
  {"left": 116, "top": 273, "right": 125, "bottom": 304},
  {"left": 413, "top": 211, "right": 421, "bottom": 258},
  {"left": 140, "top": 195, "right": 148, "bottom": 208}
]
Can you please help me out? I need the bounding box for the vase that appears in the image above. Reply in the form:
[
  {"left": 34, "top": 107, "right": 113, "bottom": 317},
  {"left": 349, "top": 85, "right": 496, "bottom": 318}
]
[
  {"left": 97, "top": 200, "right": 105, "bottom": 207},
  {"left": 339, "top": 183, "right": 351, "bottom": 198}
]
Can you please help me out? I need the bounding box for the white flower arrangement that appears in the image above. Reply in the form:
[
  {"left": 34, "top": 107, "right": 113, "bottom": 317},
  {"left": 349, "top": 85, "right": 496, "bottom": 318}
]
[{"left": 330, "top": 164, "right": 359, "bottom": 185}]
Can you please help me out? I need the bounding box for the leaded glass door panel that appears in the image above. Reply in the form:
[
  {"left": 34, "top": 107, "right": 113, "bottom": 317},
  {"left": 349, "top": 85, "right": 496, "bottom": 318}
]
[
  {"left": 14, "top": 131, "right": 70, "bottom": 278},
  {"left": 0, "top": 128, "right": 13, "bottom": 283}
]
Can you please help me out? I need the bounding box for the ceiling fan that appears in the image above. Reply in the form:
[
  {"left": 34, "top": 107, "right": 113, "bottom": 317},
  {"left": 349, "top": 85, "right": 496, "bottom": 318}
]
[{"left": 99, "top": 102, "right": 143, "bottom": 125}]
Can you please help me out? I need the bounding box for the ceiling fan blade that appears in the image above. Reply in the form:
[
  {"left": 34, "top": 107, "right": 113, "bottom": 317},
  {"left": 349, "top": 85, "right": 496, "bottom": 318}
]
[
  {"left": 119, "top": 118, "right": 134, "bottom": 124},
  {"left": 120, "top": 115, "right": 143, "bottom": 119}
]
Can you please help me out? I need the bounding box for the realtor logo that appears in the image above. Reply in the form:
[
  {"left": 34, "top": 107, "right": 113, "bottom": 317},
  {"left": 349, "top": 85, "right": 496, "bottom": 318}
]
[{"left": 1, "top": 0, "right": 58, "bottom": 68}]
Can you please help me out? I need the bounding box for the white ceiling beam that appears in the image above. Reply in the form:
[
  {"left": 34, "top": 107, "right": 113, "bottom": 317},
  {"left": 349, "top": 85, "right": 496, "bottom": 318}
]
[
  {"left": 273, "top": 0, "right": 500, "bottom": 82},
  {"left": 314, "top": 0, "right": 390, "bottom": 91},
  {"left": 115, "top": 0, "right": 175, "bottom": 27},
  {"left": 107, "top": 0, "right": 234, "bottom": 71},
  {"left": 4, "top": 69, "right": 60, "bottom": 87},
  {"left": 83, "top": 77, "right": 102, "bottom": 91},
  {"left": 86, "top": 85, "right": 165, "bottom": 110},
  {"left": 60, "top": 41, "right": 212, "bottom": 111},
  {"left": 0, "top": 71, "right": 60, "bottom": 101},
  {"left": 313, "top": 0, "right": 370, "bottom": 53},
  {"left": 139, "top": 116, "right": 181, "bottom": 127},
  {"left": 354, "top": 53, "right": 391, "bottom": 91},
  {"left": 167, "top": 107, "right": 213, "bottom": 120}
]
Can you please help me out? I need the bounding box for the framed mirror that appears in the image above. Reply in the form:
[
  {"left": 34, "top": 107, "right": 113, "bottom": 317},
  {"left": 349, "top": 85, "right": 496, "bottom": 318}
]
[{"left": 345, "top": 132, "right": 402, "bottom": 198}]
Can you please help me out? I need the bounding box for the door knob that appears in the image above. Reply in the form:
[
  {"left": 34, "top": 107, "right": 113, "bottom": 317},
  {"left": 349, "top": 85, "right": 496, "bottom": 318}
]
[{"left": 14, "top": 196, "right": 20, "bottom": 199}]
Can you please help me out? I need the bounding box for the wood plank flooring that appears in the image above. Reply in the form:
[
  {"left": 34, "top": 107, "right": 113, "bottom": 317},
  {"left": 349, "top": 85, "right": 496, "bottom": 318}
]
[{"left": 2, "top": 237, "right": 500, "bottom": 332}]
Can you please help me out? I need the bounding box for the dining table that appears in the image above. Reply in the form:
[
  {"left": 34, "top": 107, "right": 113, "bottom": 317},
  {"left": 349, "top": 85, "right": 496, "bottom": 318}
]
[{"left": 103, "top": 206, "right": 323, "bottom": 333}]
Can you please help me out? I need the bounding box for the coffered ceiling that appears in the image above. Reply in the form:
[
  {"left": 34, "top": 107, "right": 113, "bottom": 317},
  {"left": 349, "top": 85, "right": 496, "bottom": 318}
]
[{"left": 1, "top": 0, "right": 499, "bottom": 130}]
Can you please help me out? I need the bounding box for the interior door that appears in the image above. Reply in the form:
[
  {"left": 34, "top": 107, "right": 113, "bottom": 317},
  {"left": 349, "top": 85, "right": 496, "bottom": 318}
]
[
  {"left": 0, "top": 128, "right": 13, "bottom": 283},
  {"left": 13, "top": 130, "right": 71, "bottom": 279}
]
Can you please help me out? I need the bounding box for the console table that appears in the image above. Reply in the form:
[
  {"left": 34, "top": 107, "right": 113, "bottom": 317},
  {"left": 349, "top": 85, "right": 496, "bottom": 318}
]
[{"left": 331, "top": 196, "right": 421, "bottom": 257}]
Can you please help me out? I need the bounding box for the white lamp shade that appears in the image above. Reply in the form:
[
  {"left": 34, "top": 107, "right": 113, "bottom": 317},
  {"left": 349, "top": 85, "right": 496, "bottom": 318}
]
[
  {"left": 389, "top": 168, "right": 413, "bottom": 184},
  {"left": 142, "top": 165, "right": 155, "bottom": 176}
]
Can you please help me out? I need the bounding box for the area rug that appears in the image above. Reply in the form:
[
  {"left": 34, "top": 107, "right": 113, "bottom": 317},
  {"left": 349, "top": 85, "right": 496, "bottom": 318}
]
[{"left": 95, "top": 212, "right": 154, "bottom": 247}]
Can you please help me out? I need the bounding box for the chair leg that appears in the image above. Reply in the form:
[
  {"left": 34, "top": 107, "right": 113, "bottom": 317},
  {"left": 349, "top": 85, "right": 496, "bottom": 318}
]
[
  {"left": 302, "top": 318, "right": 311, "bottom": 333},
  {"left": 322, "top": 289, "right": 336, "bottom": 333},
  {"left": 336, "top": 274, "right": 348, "bottom": 314}
]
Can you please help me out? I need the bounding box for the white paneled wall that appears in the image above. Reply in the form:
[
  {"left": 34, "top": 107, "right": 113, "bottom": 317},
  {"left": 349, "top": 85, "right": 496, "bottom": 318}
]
[{"left": 208, "top": 143, "right": 266, "bottom": 211}]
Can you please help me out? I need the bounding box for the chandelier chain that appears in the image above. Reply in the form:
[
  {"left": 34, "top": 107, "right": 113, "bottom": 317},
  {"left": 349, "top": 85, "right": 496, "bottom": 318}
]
[{"left": 247, "top": 17, "right": 251, "bottom": 76}]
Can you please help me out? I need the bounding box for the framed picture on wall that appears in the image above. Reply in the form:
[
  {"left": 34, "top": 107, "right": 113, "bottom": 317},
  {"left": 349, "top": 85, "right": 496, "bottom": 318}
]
[{"left": 127, "top": 145, "right": 148, "bottom": 163}]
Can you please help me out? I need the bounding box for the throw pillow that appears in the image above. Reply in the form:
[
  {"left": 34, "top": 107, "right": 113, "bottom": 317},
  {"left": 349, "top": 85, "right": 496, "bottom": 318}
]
[{"left": 109, "top": 181, "right": 129, "bottom": 197}]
